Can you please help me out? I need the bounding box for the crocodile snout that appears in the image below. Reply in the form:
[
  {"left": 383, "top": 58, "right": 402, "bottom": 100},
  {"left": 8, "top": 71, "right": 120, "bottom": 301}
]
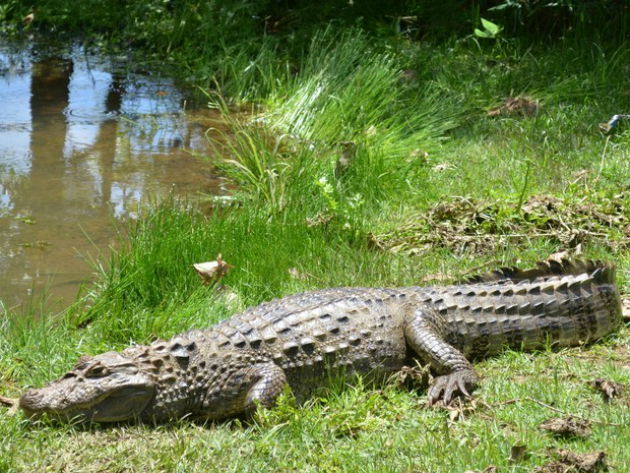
[{"left": 18, "top": 389, "right": 46, "bottom": 417}]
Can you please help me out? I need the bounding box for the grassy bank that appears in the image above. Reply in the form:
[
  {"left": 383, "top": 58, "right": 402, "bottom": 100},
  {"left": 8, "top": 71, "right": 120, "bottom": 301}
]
[{"left": 2, "top": 5, "right": 630, "bottom": 473}]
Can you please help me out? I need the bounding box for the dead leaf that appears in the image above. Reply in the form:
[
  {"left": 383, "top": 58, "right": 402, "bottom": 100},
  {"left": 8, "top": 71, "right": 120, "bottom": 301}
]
[
  {"left": 431, "top": 163, "right": 454, "bottom": 172},
  {"left": 589, "top": 378, "right": 625, "bottom": 402},
  {"left": 622, "top": 298, "right": 630, "bottom": 320},
  {"left": 288, "top": 267, "right": 309, "bottom": 281},
  {"left": 306, "top": 213, "right": 333, "bottom": 227},
  {"left": 390, "top": 364, "right": 430, "bottom": 389},
  {"left": 509, "top": 444, "right": 527, "bottom": 462},
  {"left": 539, "top": 417, "right": 591, "bottom": 438},
  {"left": 193, "top": 254, "right": 233, "bottom": 285},
  {"left": 448, "top": 408, "right": 462, "bottom": 422},
  {"left": 488, "top": 96, "right": 540, "bottom": 117}
]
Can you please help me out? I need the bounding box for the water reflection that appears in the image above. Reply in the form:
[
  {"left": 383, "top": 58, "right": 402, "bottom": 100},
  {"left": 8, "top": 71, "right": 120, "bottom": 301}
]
[{"left": 0, "top": 44, "right": 223, "bottom": 311}]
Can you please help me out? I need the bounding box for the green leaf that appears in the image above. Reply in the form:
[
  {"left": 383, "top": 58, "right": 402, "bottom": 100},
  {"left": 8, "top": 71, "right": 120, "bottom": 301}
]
[
  {"left": 480, "top": 18, "right": 501, "bottom": 36},
  {"left": 474, "top": 28, "right": 491, "bottom": 38}
]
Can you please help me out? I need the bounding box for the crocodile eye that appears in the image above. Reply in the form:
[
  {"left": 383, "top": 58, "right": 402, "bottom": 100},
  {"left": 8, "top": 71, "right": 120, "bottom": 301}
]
[{"left": 85, "top": 365, "right": 109, "bottom": 378}]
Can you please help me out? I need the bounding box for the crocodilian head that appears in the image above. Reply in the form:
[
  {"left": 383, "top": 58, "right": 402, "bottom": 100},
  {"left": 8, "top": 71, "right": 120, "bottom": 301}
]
[{"left": 19, "top": 351, "right": 156, "bottom": 423}]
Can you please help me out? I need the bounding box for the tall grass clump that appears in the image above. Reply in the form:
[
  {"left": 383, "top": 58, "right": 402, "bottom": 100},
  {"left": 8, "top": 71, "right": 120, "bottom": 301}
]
[
  {"left": 210, "top": 122, "right": 320, "bottom": 213},
  {"left": 205, "top": 29, "right": 461, "bottom": 227},
  {"left": 264, "top": 30, "right": 459, "bottom": 152}
]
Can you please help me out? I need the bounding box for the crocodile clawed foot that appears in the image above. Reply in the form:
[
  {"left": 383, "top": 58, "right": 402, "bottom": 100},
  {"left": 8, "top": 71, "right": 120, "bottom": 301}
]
[{"left": 428, "top": 369, "right": 478, "bottom": 405}]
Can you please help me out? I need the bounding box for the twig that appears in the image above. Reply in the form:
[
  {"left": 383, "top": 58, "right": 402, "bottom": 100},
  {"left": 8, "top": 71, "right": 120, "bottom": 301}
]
[
  {"left": 598, "top": 135, "right": 611, "bottom": 176},
  {"left": 487, "top": 397, "right": 621, "bottom": 427},
  {"left": 445, "top": 231, "right": 609, "bottom": 240},
  {"left": 516, "top": 159, "right": 532, "bottom": 214},
  {"left": 555, "top": 213, "right": 572, "bottom": 233}
]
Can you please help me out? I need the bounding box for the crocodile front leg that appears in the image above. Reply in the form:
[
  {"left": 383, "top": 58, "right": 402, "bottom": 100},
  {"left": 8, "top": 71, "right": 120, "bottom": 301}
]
[
  {"left": 404, "top": 308, "right": 478, "bottom": 404},
  {"left": 199, "top": 362, "right": 288, "bottom": 420}
]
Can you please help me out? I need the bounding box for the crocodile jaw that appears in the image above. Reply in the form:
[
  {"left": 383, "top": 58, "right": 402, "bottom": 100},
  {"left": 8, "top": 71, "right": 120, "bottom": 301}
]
[
  {"left": 20, "top": 384, "right": 155, "bottom": 422},
  {"left": 19, "top": 351, "right": 156, "bottom": 423}
]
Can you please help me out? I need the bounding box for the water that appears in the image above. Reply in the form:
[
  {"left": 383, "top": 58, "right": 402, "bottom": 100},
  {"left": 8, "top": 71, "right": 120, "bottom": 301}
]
[{"left": 0, "top": 42, "right": 226, "bottom": 312}]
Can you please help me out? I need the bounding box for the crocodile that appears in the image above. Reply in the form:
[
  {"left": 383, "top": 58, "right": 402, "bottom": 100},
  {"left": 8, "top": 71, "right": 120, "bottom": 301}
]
[{"left": 19, "top": 258, "right": 623, "bottom": 423}]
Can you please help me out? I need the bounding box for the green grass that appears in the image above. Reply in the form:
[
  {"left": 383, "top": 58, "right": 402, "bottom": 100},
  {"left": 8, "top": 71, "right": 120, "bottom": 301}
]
[
  {"left": 2, "top": 14, "right": 630, "bottom": 473},
  {"left": 2, "top": 335, "right": 629, "bottom": 472}
]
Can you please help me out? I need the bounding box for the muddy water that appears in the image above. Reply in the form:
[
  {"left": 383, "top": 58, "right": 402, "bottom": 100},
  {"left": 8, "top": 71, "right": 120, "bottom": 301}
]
[{"left": 0, "top": 43, "right": 226, "bottom": 312}]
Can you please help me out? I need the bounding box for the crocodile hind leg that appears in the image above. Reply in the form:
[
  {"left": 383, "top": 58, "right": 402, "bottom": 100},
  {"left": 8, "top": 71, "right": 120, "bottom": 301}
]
[{"left": 404, "top": 309, "right": 478, "bottom": 404}]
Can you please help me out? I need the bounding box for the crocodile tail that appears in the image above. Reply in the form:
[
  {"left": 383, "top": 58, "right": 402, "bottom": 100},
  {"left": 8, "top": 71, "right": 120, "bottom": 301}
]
[{"left": 463, "top": 258, "right": 616, "bottom": 285}]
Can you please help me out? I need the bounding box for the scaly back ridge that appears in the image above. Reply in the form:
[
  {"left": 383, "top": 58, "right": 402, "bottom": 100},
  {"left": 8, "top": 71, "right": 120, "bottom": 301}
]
[{"left": 462, "top": 258, "right": 615, "bottom": 285}]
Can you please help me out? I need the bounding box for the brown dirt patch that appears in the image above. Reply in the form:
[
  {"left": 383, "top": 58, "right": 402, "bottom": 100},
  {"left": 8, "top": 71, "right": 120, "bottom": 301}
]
[
  {"left": 370, "top": 194, "right": 629, "bottom": 255},
  {"left": 539, "top": 416, "right": 591, "bottom": 438},
  {"left": 534, "top": 449, "right": 606, "bottom": 473},
  {"left": 589, "top": 378, "right": 626, "bottom": 402}
]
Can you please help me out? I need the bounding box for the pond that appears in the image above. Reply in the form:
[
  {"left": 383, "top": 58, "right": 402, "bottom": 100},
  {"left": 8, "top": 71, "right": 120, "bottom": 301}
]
[{"left": 0, "top": 42, "right": 225, "bottom": 312}]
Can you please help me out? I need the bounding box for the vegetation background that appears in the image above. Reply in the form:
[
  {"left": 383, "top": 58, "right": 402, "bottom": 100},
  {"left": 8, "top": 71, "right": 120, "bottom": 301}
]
[{"left": 1, "top": 1, "right": 629, "bottom": 471}]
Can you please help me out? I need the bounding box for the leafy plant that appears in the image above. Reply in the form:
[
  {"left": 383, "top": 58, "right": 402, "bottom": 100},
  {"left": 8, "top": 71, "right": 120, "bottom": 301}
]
[{"left": 474, "top": 18, "right": 503, "bottom": 39}]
